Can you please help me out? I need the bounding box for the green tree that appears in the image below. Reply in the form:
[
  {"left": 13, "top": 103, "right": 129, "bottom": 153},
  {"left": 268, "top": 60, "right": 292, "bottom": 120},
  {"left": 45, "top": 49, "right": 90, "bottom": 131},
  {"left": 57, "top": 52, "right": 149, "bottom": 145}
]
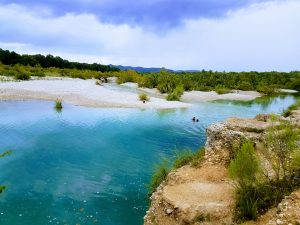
[{"left": 264, "top": 118, "right": 300, "bottom": 182}]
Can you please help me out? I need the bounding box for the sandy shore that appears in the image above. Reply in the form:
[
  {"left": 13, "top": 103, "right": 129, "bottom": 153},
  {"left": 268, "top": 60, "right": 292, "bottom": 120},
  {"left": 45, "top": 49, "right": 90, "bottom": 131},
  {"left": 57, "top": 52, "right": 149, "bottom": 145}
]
[
  {"left": 0, "top": 78, "right": 263, "bottom": 108},
  {"left": 181, "top": 90, "right": 261, "bottom": 102},
  {"left": 0, "top": 78, "right": 190, "bottom": 109}
]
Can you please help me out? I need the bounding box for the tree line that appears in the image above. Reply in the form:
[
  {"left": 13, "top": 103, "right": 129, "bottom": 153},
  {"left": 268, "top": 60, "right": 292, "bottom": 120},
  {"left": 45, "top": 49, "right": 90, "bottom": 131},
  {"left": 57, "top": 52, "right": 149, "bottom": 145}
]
[{"left": 0, "top": 48, "right": 119, "bottom": 72}]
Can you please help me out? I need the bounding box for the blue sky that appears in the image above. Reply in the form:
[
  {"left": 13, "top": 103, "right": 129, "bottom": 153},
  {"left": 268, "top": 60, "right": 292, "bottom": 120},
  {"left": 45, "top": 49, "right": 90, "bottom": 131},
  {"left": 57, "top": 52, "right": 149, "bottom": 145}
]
[{"left": 0, "top": 0, "right": 299, "bottom": 71}]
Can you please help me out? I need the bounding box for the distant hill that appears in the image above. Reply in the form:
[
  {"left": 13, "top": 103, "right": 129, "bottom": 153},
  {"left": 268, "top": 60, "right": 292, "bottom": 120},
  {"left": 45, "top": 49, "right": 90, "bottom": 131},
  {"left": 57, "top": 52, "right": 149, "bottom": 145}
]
[
  {"left": 112, "top": 65, "right": 171, "bottom": 73},
  {"left": 113, "top": 65, "right": 200, "bottom": 73}
]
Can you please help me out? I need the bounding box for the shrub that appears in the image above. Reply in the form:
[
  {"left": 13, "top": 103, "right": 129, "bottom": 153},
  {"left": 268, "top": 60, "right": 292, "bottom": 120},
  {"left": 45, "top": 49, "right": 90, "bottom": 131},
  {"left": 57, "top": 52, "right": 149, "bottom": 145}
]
[
  {"left": 264, "top": 119, "right": 300, "bottom": 182},
  {"left": 166, "top": 92, "right": 181, "bottom": 101},
  {"left": 229, "top": 141, "right": 259, "bottom": 187},
  {"left": 139, "top": 93, "right": 149, "bottom": 102},
  {"left": 34, "top": 71, "right": 46, "bottom": 77},
  {"left": 214, "top": 85, "right": 231, "bottom": 95},
  {"left": 166, "top": 85, "right": 184, "bottom": 101},
  {"left": 256, "top": 84, "right": 276, "bottom": 95},
  {"left": 14, "top": 72, "right": 30, "bottom": 80},
  {"left": 148, "top": 160, "right": 170, "bottom": 195},
  {"left": 238, "top": 81, "right": 253, "bottom": 91},
  {"left": 230, "top": 121, "right": 300, "bottom": 222},
  {"left": 54, "top": 99, "right": 63, "bottom": 112}
]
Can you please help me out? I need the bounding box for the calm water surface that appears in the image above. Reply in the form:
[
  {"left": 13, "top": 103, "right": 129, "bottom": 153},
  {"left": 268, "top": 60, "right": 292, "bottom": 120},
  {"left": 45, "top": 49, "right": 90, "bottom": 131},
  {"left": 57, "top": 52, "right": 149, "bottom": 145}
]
[{"left": 0, "top": 94, "right": 298, "bottom": 225}]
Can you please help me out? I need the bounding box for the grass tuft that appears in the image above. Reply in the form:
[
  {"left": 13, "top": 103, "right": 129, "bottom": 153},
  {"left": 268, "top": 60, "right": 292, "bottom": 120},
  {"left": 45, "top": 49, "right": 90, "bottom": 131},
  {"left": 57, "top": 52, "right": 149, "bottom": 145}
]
[
  {"left": 283, "top": 100, "right": 300, "bottom": 117},
  {"left": 139, "top": 93, "right": 150, "bottom": 102},
  {"left": 54, "top": 99, "right": 63, "bottom": 112},
  {"left": 148, "top": 160, "right": 170, "bottom": 196}
]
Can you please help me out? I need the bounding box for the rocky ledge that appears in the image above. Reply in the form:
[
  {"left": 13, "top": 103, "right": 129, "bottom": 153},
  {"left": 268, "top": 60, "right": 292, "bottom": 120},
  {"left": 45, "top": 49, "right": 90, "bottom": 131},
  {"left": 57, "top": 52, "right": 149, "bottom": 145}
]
[{"left": 144, "top": 111, "right": 300, "bottom": 225}]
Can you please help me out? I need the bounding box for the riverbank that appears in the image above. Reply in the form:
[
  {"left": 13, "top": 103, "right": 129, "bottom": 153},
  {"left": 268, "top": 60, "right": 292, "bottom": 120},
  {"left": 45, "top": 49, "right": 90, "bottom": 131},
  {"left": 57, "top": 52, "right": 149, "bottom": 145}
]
[
  {"left": 144, "top": 110, "right": 300, "bottom": 225},
  {"left": 0, "top": 78, "right": 190, "bottom": 109},
  {"left": 0, "top": 77, "right": 266, "bottom": 108}
]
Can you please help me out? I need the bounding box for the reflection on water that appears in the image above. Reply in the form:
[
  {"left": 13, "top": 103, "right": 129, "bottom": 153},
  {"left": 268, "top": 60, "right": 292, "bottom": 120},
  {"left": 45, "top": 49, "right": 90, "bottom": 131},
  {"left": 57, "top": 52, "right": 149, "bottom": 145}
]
[
  {"left": 214, "top": 93, "right": 299, "bottom": 112},
  {"left": 0, "top": 94, "right": 298, "bottom": 225}
]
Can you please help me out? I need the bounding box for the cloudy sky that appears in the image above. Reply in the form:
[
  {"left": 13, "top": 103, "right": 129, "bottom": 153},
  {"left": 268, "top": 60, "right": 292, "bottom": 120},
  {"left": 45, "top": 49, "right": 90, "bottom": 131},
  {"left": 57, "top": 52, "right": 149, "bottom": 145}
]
[{"left": 0, "top": 0, "right": 299, "bottom": 71}]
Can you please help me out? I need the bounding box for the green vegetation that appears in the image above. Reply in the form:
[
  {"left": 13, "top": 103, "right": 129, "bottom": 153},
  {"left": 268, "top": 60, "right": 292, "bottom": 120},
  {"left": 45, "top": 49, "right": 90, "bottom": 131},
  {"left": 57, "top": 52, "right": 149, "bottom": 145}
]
[
  {"left": 283, "top": 100, "right": 300, "bottom": 117},
  {"left": 139, "top": 93, "right": 150, "bottom": 102},
  {"left": 229, "top": 142, "right": 259, "bottom": 187},
  {"left": 173, "top": 150, "right": 195, "bottom": 169},
  {"left": 0, "top": 150, "right": 11, "bottom": 194},
  {"left": 14, "top": 72, "right": 31, "bottom": 80},
  {"left": 215, "top": 85, "right": 232, "bottom": 94},
  {"left": 0, "top": 48, "right": 119, "bottom": 72},
  {"left": 229, "top": 120, "right": 300, "bottom": 222},
  {"left": 166, "top": 85, "right": 184, "bottom": 101},
  {"left": 1, "top": 49, "right": 300, "bottom": 102},
  {"left": 54, "top": 99, "right": 63, "bottom": 112},
  {"left": 148, "top": 160, "right": 170, "bottom": 196},
  {"left": 148, "top": 148, "right": 205, "bottom": 195}
]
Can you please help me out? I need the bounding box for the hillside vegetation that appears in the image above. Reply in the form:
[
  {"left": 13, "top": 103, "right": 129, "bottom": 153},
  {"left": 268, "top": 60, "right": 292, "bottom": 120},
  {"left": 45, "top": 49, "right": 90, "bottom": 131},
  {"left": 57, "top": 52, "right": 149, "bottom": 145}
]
[{"left": 1, "top": 49, "right": 300, "bottom": 100}]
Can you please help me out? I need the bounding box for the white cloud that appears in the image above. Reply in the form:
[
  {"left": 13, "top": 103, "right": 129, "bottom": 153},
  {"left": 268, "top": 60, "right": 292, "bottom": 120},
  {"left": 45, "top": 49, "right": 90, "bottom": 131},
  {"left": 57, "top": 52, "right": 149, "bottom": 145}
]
[{"left": 0, "top": 1, "right": 299, "bottom": 71}]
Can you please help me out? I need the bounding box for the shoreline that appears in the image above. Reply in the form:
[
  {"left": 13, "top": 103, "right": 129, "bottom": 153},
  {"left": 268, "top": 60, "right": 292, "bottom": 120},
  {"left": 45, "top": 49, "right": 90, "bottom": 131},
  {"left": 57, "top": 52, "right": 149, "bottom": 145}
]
[
  {"left": 0, "top": 78, "right": 190, "bottom": 109},
  {"left": 0, "top": 77, "right": 277, "bottom": 109}
]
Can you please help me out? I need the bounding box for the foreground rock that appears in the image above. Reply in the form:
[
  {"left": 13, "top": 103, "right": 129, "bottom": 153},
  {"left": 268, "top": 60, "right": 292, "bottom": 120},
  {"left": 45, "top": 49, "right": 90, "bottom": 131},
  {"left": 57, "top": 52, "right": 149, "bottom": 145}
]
[{"left": 144, "top": 113, "right": 300, "bottom": 225}]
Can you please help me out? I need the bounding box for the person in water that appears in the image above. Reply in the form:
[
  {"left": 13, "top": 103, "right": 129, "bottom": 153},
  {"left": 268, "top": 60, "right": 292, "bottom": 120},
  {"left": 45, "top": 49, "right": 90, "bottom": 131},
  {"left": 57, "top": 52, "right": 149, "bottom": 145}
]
[{"left": 192, "top": 117, "right": 199, "bottom": 122}]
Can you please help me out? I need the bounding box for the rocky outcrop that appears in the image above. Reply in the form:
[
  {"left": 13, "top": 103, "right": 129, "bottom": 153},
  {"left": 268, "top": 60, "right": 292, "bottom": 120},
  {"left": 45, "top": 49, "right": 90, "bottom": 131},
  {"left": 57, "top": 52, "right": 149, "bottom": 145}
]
[
  {"left": 144, "top": 113, "right": 300, "bottom": 225},
  {"left": 205, "top": 116, "right": 272, "bottom": 166}
]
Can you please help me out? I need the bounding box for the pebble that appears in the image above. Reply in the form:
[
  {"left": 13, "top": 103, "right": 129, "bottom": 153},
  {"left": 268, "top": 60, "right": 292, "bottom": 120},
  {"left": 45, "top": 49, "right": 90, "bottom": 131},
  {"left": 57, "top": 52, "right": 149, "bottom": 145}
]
[
  {"left": 166, "top": 208, "right": 173, "bottom": 215},
  {"left": 276, "top": 219, "right": 284, "bottom": 225}
]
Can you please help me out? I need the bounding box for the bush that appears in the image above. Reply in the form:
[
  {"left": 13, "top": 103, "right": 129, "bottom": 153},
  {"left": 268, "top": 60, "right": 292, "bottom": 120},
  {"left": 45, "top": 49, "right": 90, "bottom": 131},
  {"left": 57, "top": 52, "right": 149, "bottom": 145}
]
[
  {"left": 230, "top": 122, "right": 300, "bottom": 222},
  {"left": 139, "top": 93, "right": 149, "bottom": 102},
  {"left": 34, "top": 71, "right": 46, "bottom": 77},
  {"left": 238, "top": 81, "right": 253, "bottom": 91},
  {"left": 229, "top": 141, "right": 259, "bottom": 187},
  {"left": 166, "top": 92, "right": 181, "bottom": 101},
  {"left": 256, "top": 84, "right": 276, "bottom": 95},
  {"left": 14, "top": 72, "right": 30, "bottom": 80},
  {"left": 264, "top": 119, "right": 300, "bottom": 182},
  {"left": 214, "top": 85, "right": 231, "bottom": 94},
  {"left": 166, "top": 85, "right": 184, "bottom": 101}
]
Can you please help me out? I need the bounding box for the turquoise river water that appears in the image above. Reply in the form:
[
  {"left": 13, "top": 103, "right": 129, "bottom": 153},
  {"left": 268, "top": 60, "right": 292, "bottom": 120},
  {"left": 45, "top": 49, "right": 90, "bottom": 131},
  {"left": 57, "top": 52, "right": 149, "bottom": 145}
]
[{"left": 0, "top": 94, "right": 298, "bottom": 225}]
